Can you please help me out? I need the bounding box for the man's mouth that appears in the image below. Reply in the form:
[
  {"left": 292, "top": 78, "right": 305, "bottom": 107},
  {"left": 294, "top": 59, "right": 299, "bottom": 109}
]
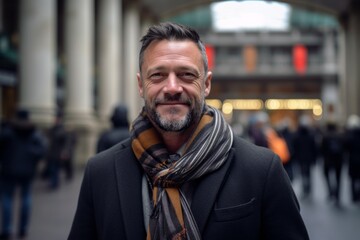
[
  {"left": 157, "top": 102, "right": 187, "bottom": 106},
  {"left": 155, "top": 99, "right": 191, "bottom": 107}
]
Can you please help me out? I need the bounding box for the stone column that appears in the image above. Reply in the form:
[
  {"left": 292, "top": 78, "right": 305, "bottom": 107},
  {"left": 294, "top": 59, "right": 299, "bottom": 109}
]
[
  {"left": 320, "top": 30, "right": 340, "bottom": 123},
  {"left": 123, "top": 3, "right": 142, "bottom": 122},
  {"left": 19, "top": 0, "right": 56, "bottom": 126},
  {"left": 337, "top": 27, "right": 347, "bottom": 124},
  {"left": 97, "top": 0, "right": 122, "bottom": 128},
  {"left": 64, "top": 0, "right": 96, "bottom": 165},
  {"left": 321, "top": 81, "right": 339, "bottom": 123},
  {"left": 322, "top": 30, "right": 337, "bottom": 74},
  {"left": 342, "top": 3, "right": 360, "bottom": 118}
]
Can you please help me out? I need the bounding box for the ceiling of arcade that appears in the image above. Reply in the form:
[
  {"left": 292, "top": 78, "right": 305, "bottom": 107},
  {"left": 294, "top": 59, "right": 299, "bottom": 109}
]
[{"left": 130, "top": 0, "right": 355, "bottom": 19}]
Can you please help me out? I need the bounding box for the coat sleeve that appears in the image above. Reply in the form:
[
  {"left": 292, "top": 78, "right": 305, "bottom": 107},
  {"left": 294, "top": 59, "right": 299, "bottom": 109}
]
[
  {"left": 68, "top": 160, "right": 98, "bottom": 240},
  {"left": 261, "top": 154, "right": 309, "bottom": 240}
]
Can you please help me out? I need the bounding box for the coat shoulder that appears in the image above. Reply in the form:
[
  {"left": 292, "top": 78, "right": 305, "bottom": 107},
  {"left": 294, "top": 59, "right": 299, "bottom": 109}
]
[
  {"left": 87, "top": 138, "right": 135, "bottom": 172},
  {"left": 232, "top": 136, "right": 278, "bottom": 164},
  {"left": 229, "top": 136, "right": 284, "bottom": 181}
]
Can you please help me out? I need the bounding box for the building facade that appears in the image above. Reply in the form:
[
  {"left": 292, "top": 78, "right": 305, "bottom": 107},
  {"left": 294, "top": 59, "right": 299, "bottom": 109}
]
[
  {"left": 0, "top": 0, "right": 359, "bottom": 165},
  {"left": 202, "top": 29, "right": 339, "bottom": 127}
]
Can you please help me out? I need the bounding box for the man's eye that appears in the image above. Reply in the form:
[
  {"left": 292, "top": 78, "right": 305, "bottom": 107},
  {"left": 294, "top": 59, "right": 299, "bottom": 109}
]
[
  {"left": 149, "top": 73, "right": 164, "bottom": 80},
  {"left": 178, "top": 72, "right": 196, "bottom": 80}
]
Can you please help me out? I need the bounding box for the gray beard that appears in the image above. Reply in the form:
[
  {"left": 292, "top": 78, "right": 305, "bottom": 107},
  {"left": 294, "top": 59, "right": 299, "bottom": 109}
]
[
  {"left": 145, "top": 94, "right": 205, "bottom": 132},
  {"left": 154, "top": 110, "right": 192, "bottom": 132}
]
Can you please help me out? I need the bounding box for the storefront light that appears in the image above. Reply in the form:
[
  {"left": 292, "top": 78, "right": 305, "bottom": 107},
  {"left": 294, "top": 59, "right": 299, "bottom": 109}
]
[
  {"left": 208, "top": 99, "right": 322, "bottom": 114},
  {"left": 224, "top": 99, "right": 263, "bottom": 110},
  {"left": 222, "top": 102, "right": 233, "bottom": 115},
  {"left": 313, "top": 104, "right": 323, "bottom": 116},
  {"left": 266, "top": 99, "right": 322, "bottom": 110},
  {"left": 265, "top": 99, "right": 281, "bottom": 109}
]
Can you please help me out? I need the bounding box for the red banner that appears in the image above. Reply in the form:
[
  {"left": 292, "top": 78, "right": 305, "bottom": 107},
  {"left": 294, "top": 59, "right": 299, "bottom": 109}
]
[
  {"left": 293, "top": 44, "right": 307, "bottom": 74},
  {"left": 205, "top": 45, "right": 215, "bottom": 70}
]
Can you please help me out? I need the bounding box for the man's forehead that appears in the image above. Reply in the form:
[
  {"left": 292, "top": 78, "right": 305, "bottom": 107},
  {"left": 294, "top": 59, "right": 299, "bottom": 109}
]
[{"left": 143, "top": 40, "right": 202, "bottom": 63}]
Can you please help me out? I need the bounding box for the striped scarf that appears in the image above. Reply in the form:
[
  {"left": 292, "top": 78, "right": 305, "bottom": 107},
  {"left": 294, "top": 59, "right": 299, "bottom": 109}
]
[{"left": 131, "top": 105, "right": 233, "bottom": 240}]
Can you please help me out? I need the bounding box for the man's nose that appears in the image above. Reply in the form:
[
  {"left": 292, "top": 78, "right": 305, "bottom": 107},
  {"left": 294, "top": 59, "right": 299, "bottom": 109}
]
[{"left": 163, "top": 73, "right": 182, "bottom": 94}]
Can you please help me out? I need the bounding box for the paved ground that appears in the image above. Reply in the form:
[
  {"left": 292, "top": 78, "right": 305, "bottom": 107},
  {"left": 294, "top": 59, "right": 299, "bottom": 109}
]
[
  {"left": 29, "top": 174, "right": 82, "bottom": 240},
  {"left": 292, "top": 163, "right": 360, "bottom": 240},
  {"left": 7, "top": 162, "right": 360, "bottom": 240}
]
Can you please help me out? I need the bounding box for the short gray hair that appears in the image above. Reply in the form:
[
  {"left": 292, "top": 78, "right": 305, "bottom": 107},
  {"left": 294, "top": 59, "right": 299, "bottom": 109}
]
[{"left": 138, "top": 22, "right": 208, "bottom": 73}]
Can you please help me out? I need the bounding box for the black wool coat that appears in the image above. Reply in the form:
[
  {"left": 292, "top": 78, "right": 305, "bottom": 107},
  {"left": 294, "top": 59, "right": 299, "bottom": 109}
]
[{"left": 68, "top": 136, "right": 309, "bottom": 240}]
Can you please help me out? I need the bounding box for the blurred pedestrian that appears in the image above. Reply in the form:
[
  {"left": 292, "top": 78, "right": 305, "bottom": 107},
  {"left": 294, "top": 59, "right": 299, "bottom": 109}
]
[
  {"left": 248, "top": 112, "right": 291, "bottom": 167},
  {"left": 0, "top": 109, "right": 47, "bottom": 240},
  {"left": 293, "top": 115, "right": 318, "bottom": 198},
  {"left": 43, "top": 114, "right": 76, "bottom": 189},
  {"left": 344, "top": 115, "right": 360, "bottom": 203},
  {"left": 277, "top": 118, "right": 296, "bottom": 181},
  {"left": 247, "top": 111, "right": 269, "bottom": 148},
  {"left": 321, "top": 122, "right": 345, "bottom": 206},
  {"left": 96, "top": 104, "right": 130, "bottom": 153},
  {"left": 265, "top": 127, "right": 290, "bottom": 166},
  {"left": 61, "top": 128, "right": 76, "bottom": 182}
]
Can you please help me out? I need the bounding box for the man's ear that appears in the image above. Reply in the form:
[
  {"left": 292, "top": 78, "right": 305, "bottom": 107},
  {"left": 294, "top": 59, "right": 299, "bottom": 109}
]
[
  {"left": 137, "top": 73, "right": 144, "bottom": 98},
  {"left": 204, "top": 71, "right": 212, "bottom": 97}
]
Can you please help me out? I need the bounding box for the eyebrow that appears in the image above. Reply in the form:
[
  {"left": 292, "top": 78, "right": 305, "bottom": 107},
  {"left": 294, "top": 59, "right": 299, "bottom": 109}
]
[{"left": 147, "top": 65, "right": 200, "bottom": 74}]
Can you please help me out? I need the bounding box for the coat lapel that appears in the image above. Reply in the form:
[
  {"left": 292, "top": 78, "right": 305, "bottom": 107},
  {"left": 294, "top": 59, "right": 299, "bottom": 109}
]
[
  {"left": 191, "top": 149, "right": 234, "bottom": 234},
  {"left": 114, "top": 147, "right": 146, "bottom": 240}
]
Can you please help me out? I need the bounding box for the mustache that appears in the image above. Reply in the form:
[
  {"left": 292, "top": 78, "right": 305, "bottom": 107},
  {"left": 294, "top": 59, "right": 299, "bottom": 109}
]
[{"left": 155, "top": 93, "right": 191, "bottom": 105}]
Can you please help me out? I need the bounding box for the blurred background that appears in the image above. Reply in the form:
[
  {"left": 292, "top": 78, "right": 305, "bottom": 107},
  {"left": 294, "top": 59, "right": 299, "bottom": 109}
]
[{"left": 0, "top": 0, "right": 359, "bottom": 239}]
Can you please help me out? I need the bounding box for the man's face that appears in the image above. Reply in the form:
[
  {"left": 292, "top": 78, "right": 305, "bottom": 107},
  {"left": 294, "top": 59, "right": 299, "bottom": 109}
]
[{"left": 137, "top": 40, "right": 212, "bottom": 132}]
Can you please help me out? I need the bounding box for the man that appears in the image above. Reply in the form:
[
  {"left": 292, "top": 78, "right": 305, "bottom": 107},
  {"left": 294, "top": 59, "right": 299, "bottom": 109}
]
[
  {"left": 44, "top": 114, "right": 76, "bottom": 189},
  {"left": 321, "top": 122, "right": 344, "bottom": 206},
  {"left": 68, "top": 22, "right": 309, "bottom": 240},
  {"left": 96, "top": 104, "right": 130, "bottom": 153},
  {"left": 0, "top": 109, "right": 47, "bottom": 240}
]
